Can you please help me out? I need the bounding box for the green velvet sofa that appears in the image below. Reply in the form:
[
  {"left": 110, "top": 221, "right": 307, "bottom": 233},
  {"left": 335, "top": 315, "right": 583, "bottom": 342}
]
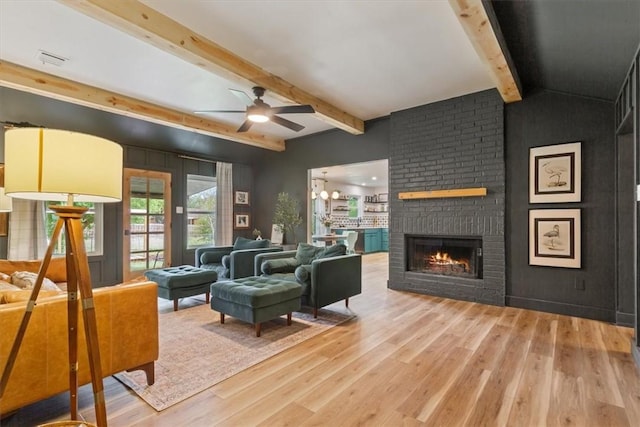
[
  {"left": 195, "top": 237, "right": 282, "bottom": 280},
  {"left": 254, "top": 243, "right": 362, "bottom": 317}
]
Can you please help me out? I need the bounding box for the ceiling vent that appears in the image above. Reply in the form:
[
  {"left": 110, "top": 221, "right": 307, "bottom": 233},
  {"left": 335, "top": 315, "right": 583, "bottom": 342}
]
[{"left": 37, "top": 50, "right": 68, "bottom": 66}]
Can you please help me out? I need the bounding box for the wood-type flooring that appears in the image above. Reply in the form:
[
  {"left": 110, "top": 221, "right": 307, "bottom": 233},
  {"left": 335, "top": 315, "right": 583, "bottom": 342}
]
[{"left": 3, "top": 252, "right": 639, "bottom": 426}]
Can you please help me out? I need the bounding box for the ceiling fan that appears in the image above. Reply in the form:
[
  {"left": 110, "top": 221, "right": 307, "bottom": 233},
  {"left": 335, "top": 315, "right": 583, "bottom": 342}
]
[{"left": 195, "top": 86, "right": 315, "bottom": 133}]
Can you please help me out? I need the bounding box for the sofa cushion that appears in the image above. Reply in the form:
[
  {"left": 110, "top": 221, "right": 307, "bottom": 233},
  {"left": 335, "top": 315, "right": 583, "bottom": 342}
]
[
  {"left": 295, "top": 243, "right": 322, "bottom": 265},
  {"left": 233, "top": 237, "right": 270, "bottom": 250},
  {"left": 204, "top": 263, "right": 229, "bottom": 279},
  {"left": 315, "top": 244, "right": 347, "bottom": 260},
  {"left": 261, "top": 257, "right": 299, "bottom": 275},
  {"left": 11, "top": 271, "right": 61, "bottom": 291},
  {"left": 1, "top": 289, "right": 63, "bottom": 304}
]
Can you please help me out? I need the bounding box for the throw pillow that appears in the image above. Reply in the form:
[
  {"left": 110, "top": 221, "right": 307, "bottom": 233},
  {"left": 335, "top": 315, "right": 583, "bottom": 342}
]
[
  {"left": 0, "top": 281, "right": 20, "bottom": 291},
  {"left": 295, "top": 243, "right": 322, "bottom": 265},
  {"left": 261, "top": 258, "right": 300, "bottom": 275},
  {"left": 10, "top": 271, "right": 61, "bottom": 291},
  {"left": 200, "top": 251, "right": 223, "bottom": 265},
  {"left": 294, "top": 265, "right": 312, "bottom": 285},
  {"left": 0, "top": 272, "right": 11, "bottom": 282},
  {"left": 233, "top": 237, "right": 270, "bottom": 250},
  {"left": 315, "top": 244, "right": 347, "bottom": 260},
  {"left": 221, "top": 255, "right": 231, "bottom": 269}
]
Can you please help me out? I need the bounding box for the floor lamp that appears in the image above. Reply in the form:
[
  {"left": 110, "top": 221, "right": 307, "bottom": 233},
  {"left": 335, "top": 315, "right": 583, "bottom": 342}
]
[{"left": 0, "top": 128, "right": 123, "bottom": 426}]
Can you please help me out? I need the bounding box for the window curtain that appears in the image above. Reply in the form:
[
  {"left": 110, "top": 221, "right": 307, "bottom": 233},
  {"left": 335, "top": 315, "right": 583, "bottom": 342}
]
[
  {"left": 8, "top": 199, "right": 47, "bottom": 260},
  {"left": 216, "top": 162, "right": 233, "bottom": 246}
]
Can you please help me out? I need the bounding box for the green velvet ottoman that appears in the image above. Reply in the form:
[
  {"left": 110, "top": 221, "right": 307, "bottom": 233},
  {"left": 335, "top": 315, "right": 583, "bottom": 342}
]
[
  {"left": 210, "top": 276, "right": 302, "bottom": 337},
  {"left": 145, "top": 265, "right": 218, "bottom": 311}
]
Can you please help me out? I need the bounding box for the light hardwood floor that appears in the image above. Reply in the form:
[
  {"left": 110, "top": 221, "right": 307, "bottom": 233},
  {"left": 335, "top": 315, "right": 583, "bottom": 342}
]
[{"left": 4, "top": 253, "right": 640, "bottom": 426}]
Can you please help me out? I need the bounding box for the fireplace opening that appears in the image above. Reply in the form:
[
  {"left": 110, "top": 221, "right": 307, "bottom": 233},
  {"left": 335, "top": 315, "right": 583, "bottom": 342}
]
[{"left": 406, "top": 235, "right": 483, "bottom": 279}]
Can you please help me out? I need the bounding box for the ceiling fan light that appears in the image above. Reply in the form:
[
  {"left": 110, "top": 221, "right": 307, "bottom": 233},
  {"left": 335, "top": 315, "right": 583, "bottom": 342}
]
[
  {"left": 247, "top": 113, "right": 269, "bottom": 123},
  {"left": 320, "top": 190, "right": 329, "bottom": 200}
]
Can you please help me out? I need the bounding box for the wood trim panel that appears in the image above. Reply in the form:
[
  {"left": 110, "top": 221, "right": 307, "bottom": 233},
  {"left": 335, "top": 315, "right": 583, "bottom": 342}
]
[
  {"left": 58, "top": 0, "right": 365, "bottom": 135},
  {"left": 398, "top": 187, "right": 487, "bottom": 199},
  {"left": 449, "top": 0, "right": 522, "bottom": 103},
  {"left": 0, "top": 60, "right": 285, "bottom": 151}
]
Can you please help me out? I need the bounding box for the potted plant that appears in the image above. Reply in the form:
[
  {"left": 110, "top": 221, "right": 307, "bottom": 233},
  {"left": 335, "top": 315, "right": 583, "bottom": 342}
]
[
  {"left": 252, "top": 228, "right": 262, "bottom": 240},
  {"left": 273, "top": 192, "right": 302, "bottom": 246}
]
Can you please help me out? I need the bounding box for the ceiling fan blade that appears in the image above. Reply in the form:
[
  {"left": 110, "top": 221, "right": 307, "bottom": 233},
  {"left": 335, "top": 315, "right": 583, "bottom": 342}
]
[
  {"left": 270, "top": 115, "right": 305, "bottom": 132},
  {"left": 237, "top": 120, "right": 253, "bottom": 133},
  {"left": 269, "top": 105, "right": 315, "bottom": 114},
  {"left": 194, "top": 110, "right": 245, "bottom": 114},
  {"left": 229, "top": 88, "right": 254, "bottom": 106}
]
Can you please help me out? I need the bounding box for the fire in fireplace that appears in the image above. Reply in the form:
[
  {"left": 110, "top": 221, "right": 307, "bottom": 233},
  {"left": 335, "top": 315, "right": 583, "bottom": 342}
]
[{"left": 406, "top": 235, "right": 483, "bottom": 279}]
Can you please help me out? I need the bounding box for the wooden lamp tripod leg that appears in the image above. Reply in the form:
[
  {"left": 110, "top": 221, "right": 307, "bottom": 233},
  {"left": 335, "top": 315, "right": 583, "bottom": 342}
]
[{"left": 64, "top": 209, "right": 107, "bottom": 426}]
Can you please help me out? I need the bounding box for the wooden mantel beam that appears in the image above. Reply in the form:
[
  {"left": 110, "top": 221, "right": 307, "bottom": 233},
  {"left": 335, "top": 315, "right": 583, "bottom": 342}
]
[
  {"left": 0, "top": 61, "right": 285, "bottom": 151},
  {"left": 58, "top": 0, "right": 365, "bottom": 135},
  {"left": 449, "top": 0, "right": 522, "bottom": 103}
]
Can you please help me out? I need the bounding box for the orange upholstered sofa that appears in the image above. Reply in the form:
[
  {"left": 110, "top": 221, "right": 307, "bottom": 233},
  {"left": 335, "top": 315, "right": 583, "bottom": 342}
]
[{"left": 0, "top": 258, "right": 159, "bottom": 416}]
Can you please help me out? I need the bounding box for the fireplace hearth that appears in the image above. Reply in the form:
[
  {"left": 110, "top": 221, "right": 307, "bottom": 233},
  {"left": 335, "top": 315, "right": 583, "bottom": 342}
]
[{"left": 406, "top": 235, "right": 483, "bottom": 279}]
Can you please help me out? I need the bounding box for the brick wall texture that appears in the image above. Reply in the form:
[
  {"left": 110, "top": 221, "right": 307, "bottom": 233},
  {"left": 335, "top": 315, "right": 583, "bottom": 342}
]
[{"left": 388, "top": 89, "right": 506, "bottom": 305}]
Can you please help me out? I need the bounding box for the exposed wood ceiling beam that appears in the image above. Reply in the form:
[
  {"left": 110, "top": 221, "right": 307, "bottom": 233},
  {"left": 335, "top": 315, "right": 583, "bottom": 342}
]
[
  {"left": 58, "top": 0, "right": 365, "bottom": 135},
  {"left": 449, "top": 0, "right": 522, "bottom": 103},
  {"left": 0, "top": 61, "right": 285, "bottom": 151}
]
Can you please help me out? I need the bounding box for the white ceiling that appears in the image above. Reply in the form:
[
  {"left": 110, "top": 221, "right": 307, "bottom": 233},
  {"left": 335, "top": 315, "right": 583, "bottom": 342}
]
[
  {"left": 312, "top": 159, "right": 388, "bottom": 189},
  {"left": 0, "top": 0, "right": 495, "bottom": 141},
  {"left": 0, "top": 1, "right": 499, "bottom": 185}
]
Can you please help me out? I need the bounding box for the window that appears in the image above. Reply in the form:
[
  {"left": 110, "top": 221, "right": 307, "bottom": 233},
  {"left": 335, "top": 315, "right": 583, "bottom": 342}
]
[
  {"left": 186, "top": 174, "right": 216, "bottom": 249},
  {"left": 45, "top": 202, "right": 104, "bottom": 256}
]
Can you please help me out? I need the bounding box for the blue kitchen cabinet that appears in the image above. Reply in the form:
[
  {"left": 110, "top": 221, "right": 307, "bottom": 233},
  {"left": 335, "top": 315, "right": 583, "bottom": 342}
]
[
  {"left": 381, "top": 228, "right": 389, "bottom": 251},
  {"left": 364, "top": 229, "right": 381, "bottom": 253}
]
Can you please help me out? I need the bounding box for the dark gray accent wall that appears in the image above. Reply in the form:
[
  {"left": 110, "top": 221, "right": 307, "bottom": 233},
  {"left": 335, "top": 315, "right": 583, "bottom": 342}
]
[
  {"left": 505, "top": 90, "right": 616, "bottom": 322},
  {"left": 0, "top": 87, "right": 265, "bottom": 286},
  {"left": 252, "top": 118, "right": 390, "bottom": 244},
  {"left": 387, "top": 89, "right": 506, "bottom": 305}
]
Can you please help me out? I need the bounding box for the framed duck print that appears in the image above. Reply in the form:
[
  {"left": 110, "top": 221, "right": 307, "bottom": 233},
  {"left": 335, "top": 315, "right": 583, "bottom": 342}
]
[
  {"left": 529, "top": 209, "right": 581, "bottom": 268},
  {"left": 529, "top": 142, "right": 581, "bottom": 203}
]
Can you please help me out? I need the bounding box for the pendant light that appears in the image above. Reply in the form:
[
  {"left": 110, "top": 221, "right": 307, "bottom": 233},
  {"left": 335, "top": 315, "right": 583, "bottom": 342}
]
[{"left": 320, "top": 171, "right": 329, "bottom": 200}]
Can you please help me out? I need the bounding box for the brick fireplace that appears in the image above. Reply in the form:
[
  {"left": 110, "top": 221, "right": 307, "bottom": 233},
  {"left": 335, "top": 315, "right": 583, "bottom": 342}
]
[{"left": 388, "top": 90, "right": 505, "bottom": 306}]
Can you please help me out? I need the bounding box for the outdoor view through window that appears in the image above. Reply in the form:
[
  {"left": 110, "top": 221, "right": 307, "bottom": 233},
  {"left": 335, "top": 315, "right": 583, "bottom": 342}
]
[
  {"left": 45, "top": 201, "right": 103, "bottom": 256},
  {"left": 187, "top": 174, "right": 216, "bottom": 248}
]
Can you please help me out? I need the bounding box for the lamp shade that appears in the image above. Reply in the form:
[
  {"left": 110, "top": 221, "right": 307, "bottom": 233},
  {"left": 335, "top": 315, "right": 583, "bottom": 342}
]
[
  {"left": 0, "top": 188, "right": 12, "bottom": 212},
  {"left": 4, "top": 128, "right": 123, "bottom": 203}
]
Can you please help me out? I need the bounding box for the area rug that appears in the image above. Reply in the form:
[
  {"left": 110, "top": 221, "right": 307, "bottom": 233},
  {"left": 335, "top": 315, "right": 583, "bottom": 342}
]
[{"left": 114, "top": 300, "right": 354, "bottom": 411}]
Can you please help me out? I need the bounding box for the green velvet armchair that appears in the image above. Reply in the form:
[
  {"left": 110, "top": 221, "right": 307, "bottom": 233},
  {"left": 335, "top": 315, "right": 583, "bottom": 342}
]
[
  {"left": 195, "top": 237, "right": 282, "bottom": 280},
  {"left": 254, "top": 243, "right": 362, "bottom": 317}
]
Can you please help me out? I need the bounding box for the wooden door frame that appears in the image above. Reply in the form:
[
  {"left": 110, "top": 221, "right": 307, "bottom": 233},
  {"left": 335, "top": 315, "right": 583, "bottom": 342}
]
[{"left": 123, "top": 168, "right": 172, "bottom": 281}]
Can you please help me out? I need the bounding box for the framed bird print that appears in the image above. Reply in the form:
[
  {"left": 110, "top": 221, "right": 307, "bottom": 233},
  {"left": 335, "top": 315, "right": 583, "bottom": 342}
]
[
  {"left": 529, "top": 142, "right": 581, "bottom": 203},
  {"left": 529, "top": 209, "right": 581, "bottom": 268}
]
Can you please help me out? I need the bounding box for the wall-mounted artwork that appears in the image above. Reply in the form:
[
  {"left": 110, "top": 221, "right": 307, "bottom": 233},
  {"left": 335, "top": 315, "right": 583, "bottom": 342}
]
[
  {"left": 234, "top": 214, "right": 250, "bottom": 229},
  {"left": 529, "top": 142, "right": 581, "bottom": 203},
  {"left": 235, "top": 191, "right": 249, "bottom": 205},
  {"left": 529, "top": 209, "right": 581, "bottom": 268}
]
